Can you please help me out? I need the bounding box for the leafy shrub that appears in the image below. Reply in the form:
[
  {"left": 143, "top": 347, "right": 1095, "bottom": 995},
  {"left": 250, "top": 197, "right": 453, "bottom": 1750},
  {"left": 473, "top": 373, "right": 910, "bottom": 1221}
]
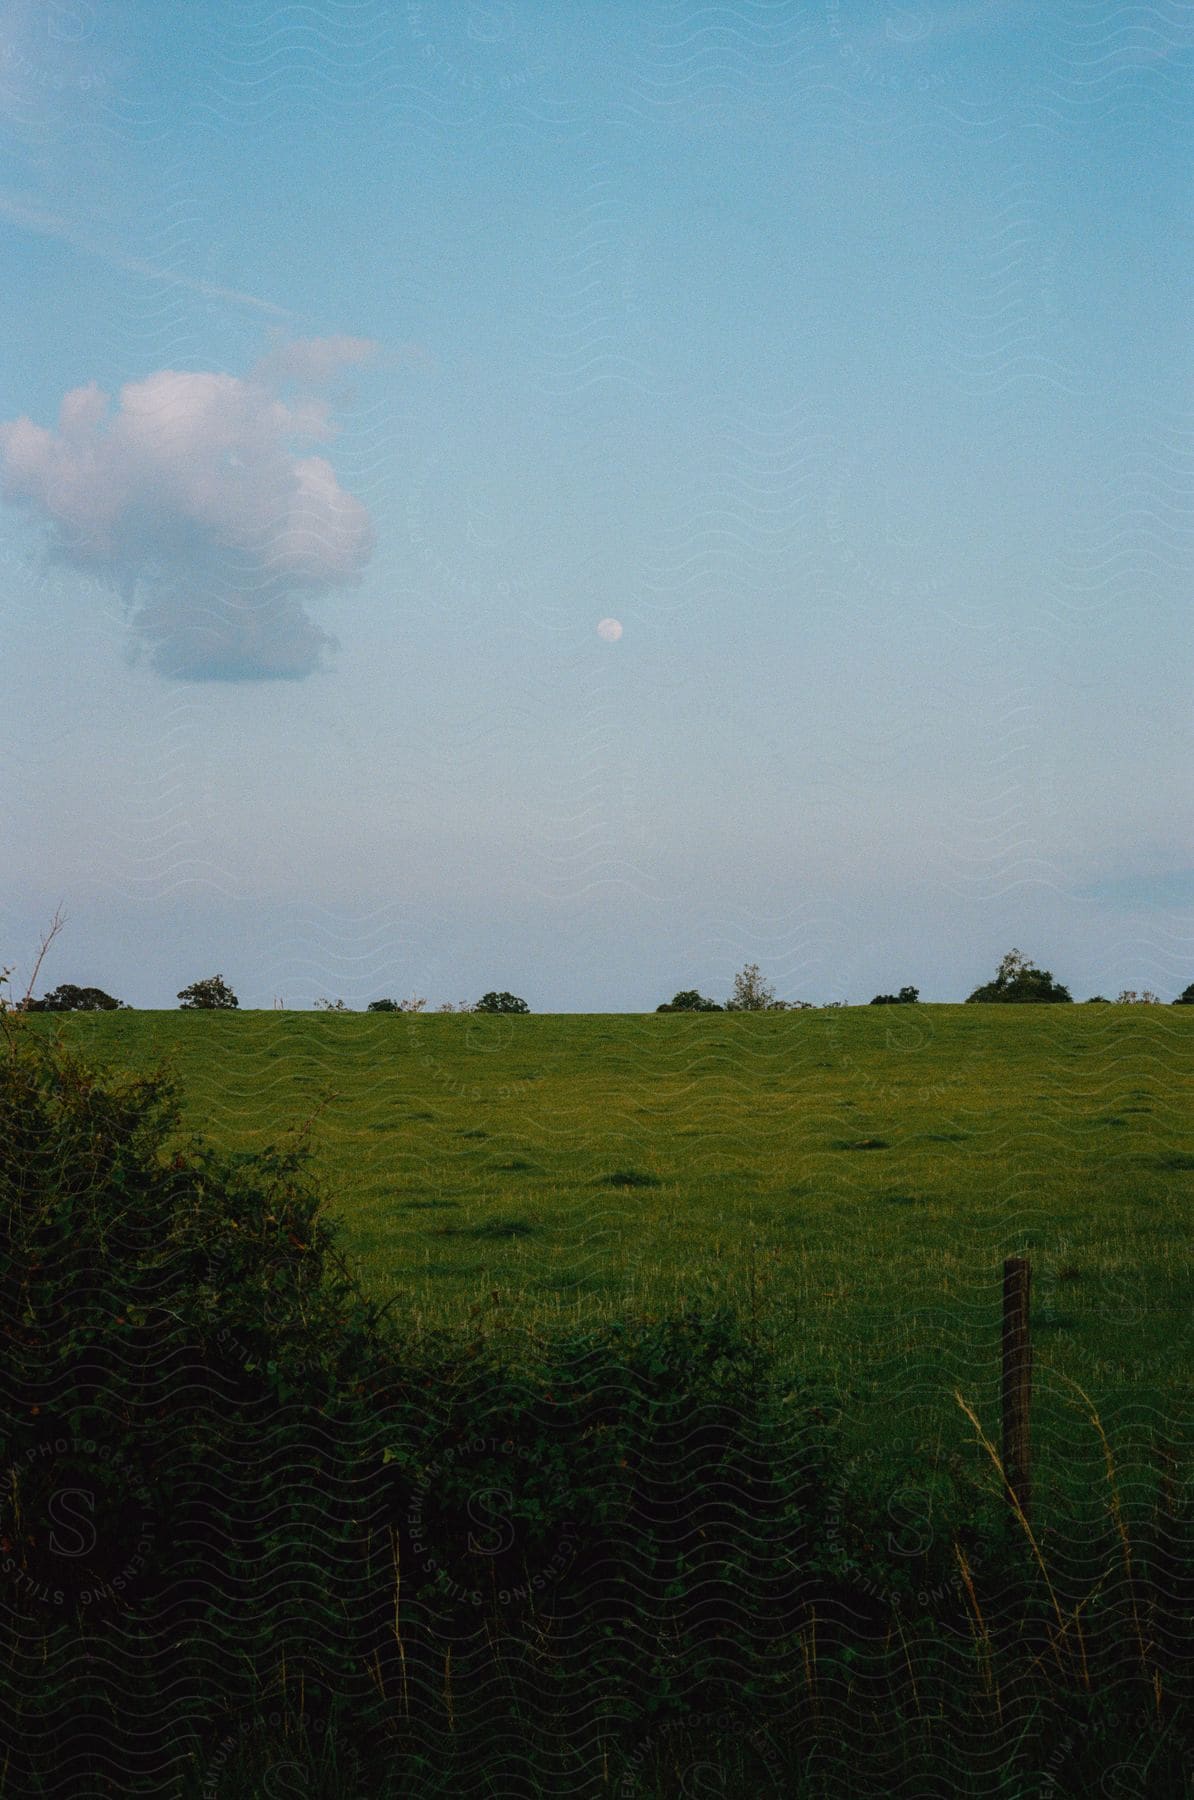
[
  {"left": 966, "top": 950, "right": 1072, "bottom": 1004},
  {"left": 0, "top": 1017, "right": 387, "bottom": 1788},
  {"left": 657, "top": 989, "right": 722, "bottom": 1012},
  {"left": 870, "top": 986, "right": 919, "bottom": 1005},
  {"left": 177, "top": 973, "right": 239, "bottom": 1009},
  {"left": 474, "top": 991, "right": 529, "bottom": 1014},
  {"left": 24, "top": 982, "right": 126, "bottom": 1011},
  {"left": 725, "top": 962, "right": 775, "bottom": 1011}
]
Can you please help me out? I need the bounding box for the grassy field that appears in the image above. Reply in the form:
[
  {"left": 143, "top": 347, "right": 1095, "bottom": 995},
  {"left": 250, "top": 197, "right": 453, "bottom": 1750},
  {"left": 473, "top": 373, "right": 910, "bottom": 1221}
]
[{"left": 39, "top": 1004, "right": 1193, "bottom": 1508}]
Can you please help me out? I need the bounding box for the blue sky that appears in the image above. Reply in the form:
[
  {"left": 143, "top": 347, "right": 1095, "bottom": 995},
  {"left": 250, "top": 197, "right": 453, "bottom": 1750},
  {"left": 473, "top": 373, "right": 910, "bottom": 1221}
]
[{"left": 2, "top": 0, "right": 1191, "bottom": 1009}]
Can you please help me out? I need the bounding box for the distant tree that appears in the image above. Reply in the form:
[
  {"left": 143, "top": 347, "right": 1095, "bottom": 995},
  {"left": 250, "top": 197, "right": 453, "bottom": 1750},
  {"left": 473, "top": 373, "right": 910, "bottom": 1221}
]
[
  {"left": 26, "top": 982, "right": 125, "bottom": 1012},
  {"left": 966, "top": 950, "right": 1072, "bottom": 1005},
  {"left": 1173, "top": 983, "right": 1194, "bottom": 1006},
  {"left": 657, "top": 989, "right": 723, "bottom": 1013},
  {"left": 366, "top": 998, "right": 399, "bottom": 1012},
  {"left": 1114, "top": 989, "right": 1162, "bottom": 1005},
  {"left": 870, "top": 986, "right": 919, "bottom": 1005},
  {"left": 725, "top": 963, "right": 776, "bottom": 1012},
  {"left": 177, "top": 975, "right": 239, "bottom": 1010},
  {"left": 475, "top": 991, "right": 529, "bottom": 1014},
  {"left": 1084, "top": 996, "right": 1110, "bottom": 1003}
]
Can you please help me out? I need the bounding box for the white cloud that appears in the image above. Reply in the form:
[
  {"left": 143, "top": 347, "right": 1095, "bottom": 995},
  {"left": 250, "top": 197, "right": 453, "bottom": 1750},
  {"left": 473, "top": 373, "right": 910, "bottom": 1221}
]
[{"left": 0, "top": 353, "right": 375, "bottom": 679}]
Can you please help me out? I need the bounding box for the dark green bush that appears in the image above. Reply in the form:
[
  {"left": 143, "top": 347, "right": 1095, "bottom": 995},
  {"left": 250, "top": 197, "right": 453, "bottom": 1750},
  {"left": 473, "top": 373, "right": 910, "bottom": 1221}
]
[
  {"left": 24, "top": 982, "right": 126, "bottom": 1011},
  {"left": 966, "top": 949, "right": 1072, "bottom": 1004},
  {"left": 177, "top": 974, "right": 239, "bottom": 1009}
]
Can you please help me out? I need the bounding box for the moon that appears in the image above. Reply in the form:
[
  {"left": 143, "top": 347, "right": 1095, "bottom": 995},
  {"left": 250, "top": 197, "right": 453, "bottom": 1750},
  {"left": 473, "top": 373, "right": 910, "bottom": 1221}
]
[{"left": 596, "top": 617, "right": 623, "bottom": 642}]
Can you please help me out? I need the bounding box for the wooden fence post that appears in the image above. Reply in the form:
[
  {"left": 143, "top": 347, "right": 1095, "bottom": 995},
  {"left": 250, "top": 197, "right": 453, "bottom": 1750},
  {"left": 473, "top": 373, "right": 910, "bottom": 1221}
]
[{"left": 1001, "top": 1256, "right": 1032, "bottom": 1520}]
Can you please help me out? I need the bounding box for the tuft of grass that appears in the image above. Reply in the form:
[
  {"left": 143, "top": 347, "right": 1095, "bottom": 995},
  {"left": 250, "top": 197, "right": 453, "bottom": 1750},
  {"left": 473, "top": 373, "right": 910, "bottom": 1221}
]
[{"left": 433, "top": 1216, "right": 539, "bottom": 1241}]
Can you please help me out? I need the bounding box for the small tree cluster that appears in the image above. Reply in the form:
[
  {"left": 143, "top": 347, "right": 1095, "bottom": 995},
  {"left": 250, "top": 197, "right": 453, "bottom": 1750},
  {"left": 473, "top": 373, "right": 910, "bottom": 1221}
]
[
  {"left": 25, "top": 983, "right": 126, "bottom": 1012},
  {"left": 725, "top": 962, "right": 775, "bottom": 1011},
  {"left": 658, "top": 966, "right": 817, "bottom": 1012},
  {"left": 178, "top": 975, "right": 239, "bottom": 1009},
  {"left": 474, "top": 991, "right": 529, "bottom": 1014},
  {"left": 966, "top": 950, "right": 1072, "bottom": 1005},
  {"left": 870, "top": 986, "right": 919, "bottom": 1006}
]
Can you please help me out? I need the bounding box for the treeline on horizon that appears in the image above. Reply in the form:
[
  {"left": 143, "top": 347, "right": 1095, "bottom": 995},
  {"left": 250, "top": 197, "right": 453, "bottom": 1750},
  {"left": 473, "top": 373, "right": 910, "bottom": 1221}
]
[{"left": 13, "top": 950, "right": 1194, "bottom": 1015}]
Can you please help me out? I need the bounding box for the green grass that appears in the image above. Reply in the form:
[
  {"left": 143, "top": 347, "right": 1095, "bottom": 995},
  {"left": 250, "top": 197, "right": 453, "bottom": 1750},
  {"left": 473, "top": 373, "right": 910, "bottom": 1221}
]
[{"left": 36, "top": 1004, "right": 1194, "bottom": 1508}]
